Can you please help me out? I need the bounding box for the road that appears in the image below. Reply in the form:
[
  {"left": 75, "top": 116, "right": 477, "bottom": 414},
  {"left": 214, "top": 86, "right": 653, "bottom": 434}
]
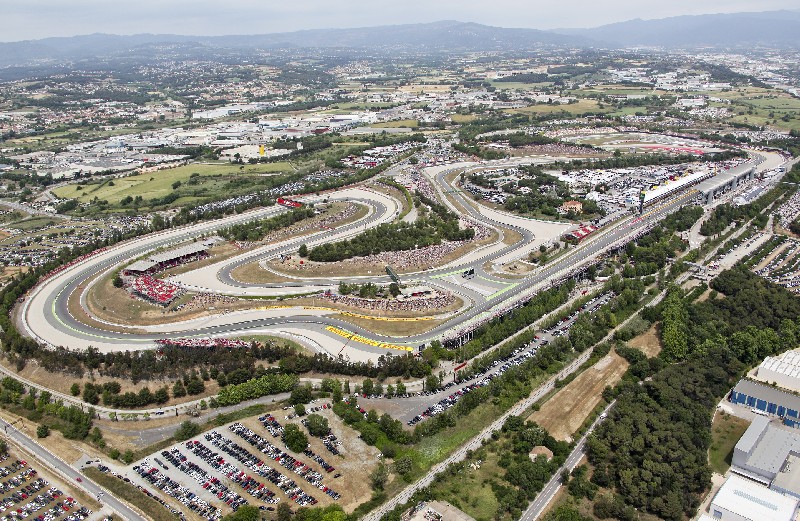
[
  {"left": 1, "top": 420, "right": 147, "bottom": 521},
  {"left": 362, "top": 349, "right": 595, "bottom": 521},
  {"left": 521, "top": 400, "right": 616, "bottom": 521}
]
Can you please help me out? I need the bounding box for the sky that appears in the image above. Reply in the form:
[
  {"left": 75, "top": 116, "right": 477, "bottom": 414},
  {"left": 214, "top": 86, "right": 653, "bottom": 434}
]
[{"left": 2, "top": 0, "right": 799, "bottom": 42}]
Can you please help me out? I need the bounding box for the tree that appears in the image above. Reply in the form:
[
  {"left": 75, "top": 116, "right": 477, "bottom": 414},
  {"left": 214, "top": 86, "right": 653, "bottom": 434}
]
[
  {"left": 298, "top": 244, "right": 309, "bottom": 257},
  {"left": 283, "top": 424, "right": 309, "bottom": 452},
  {"left": 186, "top": 378, "right": 205, "bottom": 395},
  {"left": 370, "top": 462, "right": 389, "bottom": 490},
  {"left": 175, "top": 420, "right": 201, "bottom": 441},
  {"left": 395, "top": 381, "right": 406, "bottom": 395},
  {"left": 332, "top": 386, "right": 343, "bottom": 403},
  {"left": 154, "top": 387, "right": 169, "bottom": 404},
  {"left": 294, "top": 403, "right": 306, "bottom": 416},
  {"left": 361, "top": 379, "right": 374, "bottom": 396},
  {"left": 306, "top": 414, "right": 329, "bottom": 437},
  {"left": 70, "top": 383, "right": 80, "bottom": 396},
  {"left": 112, "top": 275, "right": 124, "bottom": 288},
  {"left": 172, "top": 380, "right": 187, "bottom": 398},
  {"left": 222, "top": 505, "right": 260, "bottom": 521},
  {"left": 394, "top": 456, "right": 413, "bottom": 475},
  {"left": 277, "top": 503, "right": 292, "bottom": 521},
  {"left": 36, "top": 425, "right": 49, "bottom": 438}
]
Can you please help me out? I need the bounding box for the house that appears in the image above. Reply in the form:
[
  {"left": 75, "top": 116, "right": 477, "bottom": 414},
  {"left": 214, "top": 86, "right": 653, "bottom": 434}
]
[{"left": 559, "top": 200, "right": 583, "bottom": 214}]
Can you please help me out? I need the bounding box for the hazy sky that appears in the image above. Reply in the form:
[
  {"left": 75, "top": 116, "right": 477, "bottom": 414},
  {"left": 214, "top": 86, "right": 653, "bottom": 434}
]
[{"left": 3, "top": 0, "right": 798, "bottom": 41}]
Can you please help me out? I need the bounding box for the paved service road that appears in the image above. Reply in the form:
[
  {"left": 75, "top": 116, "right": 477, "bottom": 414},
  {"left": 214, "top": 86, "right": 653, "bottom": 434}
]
[
  {"left": 362, "top": 350, "right": 594, "bottom": 521},
  {"left": 1, "top": 421, "right": 147, "bottom": 521},
  {"left": 521, "top": 400, "right": 616, "bottom": 521}
]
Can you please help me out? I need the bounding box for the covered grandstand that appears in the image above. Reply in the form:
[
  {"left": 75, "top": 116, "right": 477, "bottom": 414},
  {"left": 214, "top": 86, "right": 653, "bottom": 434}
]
[{"left": 123, "top": 239, "right": 218, "bottom": 276}]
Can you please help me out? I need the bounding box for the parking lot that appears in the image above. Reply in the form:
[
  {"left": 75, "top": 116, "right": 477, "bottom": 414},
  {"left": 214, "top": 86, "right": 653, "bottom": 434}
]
[
  {"left": 125, "top": 407, "right": 381, "bottom": 518},
  {"left": 0, "top": 453, "right": 92, "bottom": 521}
]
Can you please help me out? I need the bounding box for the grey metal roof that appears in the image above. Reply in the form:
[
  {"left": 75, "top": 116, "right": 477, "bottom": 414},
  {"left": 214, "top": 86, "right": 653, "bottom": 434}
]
[
  {"left": 733, "top": 379, "right": 800, "bottom": 412},
  {"left": 748, "top": 425, "right": 800, "bottom": 477},
  {"left": 736, "top": 415, "right": 769, "bottom": 455}
]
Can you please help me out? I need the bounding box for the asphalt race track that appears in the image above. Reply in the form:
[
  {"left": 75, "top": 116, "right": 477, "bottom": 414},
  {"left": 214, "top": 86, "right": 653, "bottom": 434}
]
[{"left": 19, "top": 157, "right": 765, "bottom": 360}]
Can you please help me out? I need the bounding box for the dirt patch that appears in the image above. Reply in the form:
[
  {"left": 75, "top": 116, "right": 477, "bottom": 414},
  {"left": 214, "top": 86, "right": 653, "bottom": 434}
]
[
  {"left": 230, "top": 261, "right": 297, "bottom": 284},
  {"left": 528, "top": 351, "right": 629, "bottom": 441},
  {"left": 628, "top": 324, "right": 663, "bottom": 357}
]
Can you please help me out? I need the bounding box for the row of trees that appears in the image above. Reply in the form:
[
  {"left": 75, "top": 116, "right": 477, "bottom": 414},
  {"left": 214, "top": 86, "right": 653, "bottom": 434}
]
[{"left": 219, "top": 207, "right": 315, "bottom": 242}]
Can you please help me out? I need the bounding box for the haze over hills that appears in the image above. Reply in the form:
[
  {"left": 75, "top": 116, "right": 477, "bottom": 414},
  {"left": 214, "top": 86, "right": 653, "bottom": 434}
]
[
  {"left": 1, "top": 10, "right": 799, "bottom": 68},
  {"left": 557, "top": 10, "right": 800, "bottom": 48}
]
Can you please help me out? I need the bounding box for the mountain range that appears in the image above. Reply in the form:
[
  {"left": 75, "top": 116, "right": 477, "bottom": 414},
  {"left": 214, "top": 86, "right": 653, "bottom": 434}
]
[{"left": 1, "top": 10, "right": 799, "bottom": 68}]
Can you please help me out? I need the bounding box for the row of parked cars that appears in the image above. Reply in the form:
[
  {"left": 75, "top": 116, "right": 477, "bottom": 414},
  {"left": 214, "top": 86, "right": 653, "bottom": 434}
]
[
  {"left": 0, "top": 455, "right": 90, "bottom": 521},
  {"left": 163, "top": 448, "right": 248, "bottom": 511},
  {"left": 134, "top": 460, "right": 220, "bottom": 520},
  {"left": 185, "top": 440, "right": 278, "bottom": 505},
  {"left": 405, "top": 293, "right": 613, "bottom": 426},
  {"left": 209, "top": 429, "right": 318, "bottom": 506},
  {"left": 95, "top": 465, "right": 189, "bottom": 521},
  {"left": 228, "top": 424, "right": 341, "bottom": 501}
]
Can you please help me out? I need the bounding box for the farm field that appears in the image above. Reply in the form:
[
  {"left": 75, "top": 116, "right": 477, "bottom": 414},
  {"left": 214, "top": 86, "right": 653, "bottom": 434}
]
[{"left": 52, "top": 162, "right": 293, "bottom": 204}]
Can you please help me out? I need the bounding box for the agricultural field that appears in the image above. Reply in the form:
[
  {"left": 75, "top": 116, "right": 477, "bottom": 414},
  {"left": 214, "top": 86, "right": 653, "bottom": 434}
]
[{"left": 52, "top": 162, "right": 294, "bottom": 206}]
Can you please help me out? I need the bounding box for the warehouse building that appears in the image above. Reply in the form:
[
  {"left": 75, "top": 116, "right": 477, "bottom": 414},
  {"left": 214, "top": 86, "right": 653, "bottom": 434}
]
[
  {"left": 708, "top": 474, "right": 799, "bottom": 521},
  {"left": 754, "top": 350, "right": 800, "bottom": 392},
  {"left": 729, "top": 379, "right": 800, "bottom": 428}
]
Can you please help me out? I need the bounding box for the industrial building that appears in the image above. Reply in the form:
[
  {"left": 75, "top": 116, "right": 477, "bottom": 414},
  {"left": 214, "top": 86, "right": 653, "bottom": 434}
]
[
  {"left": 729, "top": 379, "right": 800, "bottom": 428},
  {"left": 754, "top": 350, "right": 800, "bottom": 392},
  {"left": 708, "top": 474, "right": 799, "bottom": 521},
  {"left": 731, "top": 415, "right": 800, "bottom": 492}
]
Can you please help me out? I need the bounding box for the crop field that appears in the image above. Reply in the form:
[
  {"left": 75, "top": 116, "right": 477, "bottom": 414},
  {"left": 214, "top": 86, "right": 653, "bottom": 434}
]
[
  {"left": 507, "top": 99, "right": 608, "bottom": 116},
  {"left": 52, "top": 161, "right": 293, "bottom": 204}
]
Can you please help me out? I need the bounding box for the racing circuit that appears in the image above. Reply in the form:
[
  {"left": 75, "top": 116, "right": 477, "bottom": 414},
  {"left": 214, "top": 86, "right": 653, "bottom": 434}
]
[{"left": 18, "top": 152, "right": 782, "bottom": 364}]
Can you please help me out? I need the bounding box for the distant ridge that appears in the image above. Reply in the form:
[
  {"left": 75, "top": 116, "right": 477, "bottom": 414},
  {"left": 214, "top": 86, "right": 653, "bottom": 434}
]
[
  {"left": 0, "top": 21, "right": 582, "bottom": 67},
  {"left": 555, "top": 10, "right": 800, "bottom": 48},
  {"left": 1, "top": 11, "right": 799, "bottom": 68}
]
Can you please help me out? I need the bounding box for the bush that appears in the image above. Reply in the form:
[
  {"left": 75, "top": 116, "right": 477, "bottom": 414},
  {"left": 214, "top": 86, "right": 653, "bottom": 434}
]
[
  {"left": 175, "top": 420, "right": 201, "bottom": 441},
  {"left": 36, "top": 425, "right": 49, "bottom": 438},
  {"left": 306, "top": 414, "right": 329, "bottom": 437},
  {"left": 283, "top": 424, "right": 308, "bottom": 453}
]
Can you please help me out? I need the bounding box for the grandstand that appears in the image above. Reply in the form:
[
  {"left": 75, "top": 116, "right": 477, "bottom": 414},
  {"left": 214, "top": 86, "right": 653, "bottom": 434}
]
[{"left": 124, "top": 239, "right": 218, "bottom": 276}]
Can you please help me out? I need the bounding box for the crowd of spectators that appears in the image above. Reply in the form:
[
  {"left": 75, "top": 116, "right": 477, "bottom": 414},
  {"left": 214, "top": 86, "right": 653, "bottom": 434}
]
[
  {"left": 236, "top": 204, "right": 358, "bottom": 249},
  {"left": 176, "top": 293, "right": 238, "bottom": 312},
  {"left": 319, "top": 291, "right": 455, "bottom": 313},
  {"left": 328, "top": 217, "right": 490, "bottom": 270},
  {"left": 128, "top": 276, "right": 183, "bottom": 306},
  {"left": 155, "top": 338, "right": 250, "bottom": 350}
]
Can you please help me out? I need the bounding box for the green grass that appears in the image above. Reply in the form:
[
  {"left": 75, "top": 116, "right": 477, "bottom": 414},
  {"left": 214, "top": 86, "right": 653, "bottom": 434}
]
[
  {"left": 6, "top": 217, "right": 59, "bottom": 231},
  {"left": 52, "top": 161, "right": 293, "bottom": 204},
  {"left": 506, "top": 99, "right": 609, "bottom": 116},
  {"left": 709, "top": 412, "right": 750, "bottom": 475},
  {"left": 83, "top": 467, "right": 179, "bottom": 521}
]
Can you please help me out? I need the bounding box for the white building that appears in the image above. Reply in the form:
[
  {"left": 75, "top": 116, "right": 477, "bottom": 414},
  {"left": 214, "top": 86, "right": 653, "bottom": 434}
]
[
  {"left": 755, "top": 350, "right": 800, "bottom": 391},
  {"left": 709, "top": 474, "right": 799, "bottom": 521}
]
